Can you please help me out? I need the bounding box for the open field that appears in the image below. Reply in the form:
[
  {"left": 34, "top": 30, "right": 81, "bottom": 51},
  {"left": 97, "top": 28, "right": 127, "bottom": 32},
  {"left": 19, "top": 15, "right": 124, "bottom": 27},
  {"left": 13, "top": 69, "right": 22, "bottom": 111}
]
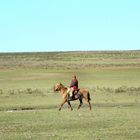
[
  {"left": 0, "top": 51, "right": 140, "bottom": 139},
  {"left": 0, "top": 51, "right": 140, "bottom": 69}
]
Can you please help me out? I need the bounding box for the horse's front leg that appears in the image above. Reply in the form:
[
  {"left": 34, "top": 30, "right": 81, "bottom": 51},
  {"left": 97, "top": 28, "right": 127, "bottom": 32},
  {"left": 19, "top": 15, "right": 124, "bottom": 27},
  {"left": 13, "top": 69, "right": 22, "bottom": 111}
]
[
  {"left": 67, "top": 101, "right": 73, "bottom": 111},
  {"left": 59, "top": 100, "right": 66, "bottom": 111}
]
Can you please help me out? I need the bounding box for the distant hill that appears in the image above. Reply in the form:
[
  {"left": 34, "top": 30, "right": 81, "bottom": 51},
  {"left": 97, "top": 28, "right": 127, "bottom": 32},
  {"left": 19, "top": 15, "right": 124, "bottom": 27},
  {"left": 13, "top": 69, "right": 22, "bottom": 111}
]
[{"left": 0, "top": 50, "right": 140, "bottom": 69}]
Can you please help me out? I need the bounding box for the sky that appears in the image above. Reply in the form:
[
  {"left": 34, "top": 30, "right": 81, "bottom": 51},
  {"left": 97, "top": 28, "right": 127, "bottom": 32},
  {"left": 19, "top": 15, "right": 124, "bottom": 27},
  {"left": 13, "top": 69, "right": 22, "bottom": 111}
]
[{"left": 0, "top": 0, "right": 140, "bottom": 52}]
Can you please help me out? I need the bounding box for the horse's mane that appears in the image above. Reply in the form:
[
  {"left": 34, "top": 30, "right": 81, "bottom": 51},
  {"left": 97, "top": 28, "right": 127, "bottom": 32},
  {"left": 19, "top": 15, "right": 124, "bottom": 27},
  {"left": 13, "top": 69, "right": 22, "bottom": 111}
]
[{"left": 60, "top": 83, "right": 68, "bottom": 90}]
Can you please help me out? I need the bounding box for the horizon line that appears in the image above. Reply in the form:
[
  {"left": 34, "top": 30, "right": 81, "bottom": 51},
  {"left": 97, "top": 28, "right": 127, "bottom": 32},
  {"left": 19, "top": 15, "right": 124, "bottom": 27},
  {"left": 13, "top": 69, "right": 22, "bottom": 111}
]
[{"left": 0, "top": 49, "right": 140, "bottom": 54}]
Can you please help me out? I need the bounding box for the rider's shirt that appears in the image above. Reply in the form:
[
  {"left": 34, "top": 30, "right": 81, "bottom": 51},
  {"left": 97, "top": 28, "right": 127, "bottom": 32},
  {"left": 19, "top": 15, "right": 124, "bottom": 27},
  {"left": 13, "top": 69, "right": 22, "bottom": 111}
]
[{"left": 70, "top": 79, "right": 78, "bottom": 91}]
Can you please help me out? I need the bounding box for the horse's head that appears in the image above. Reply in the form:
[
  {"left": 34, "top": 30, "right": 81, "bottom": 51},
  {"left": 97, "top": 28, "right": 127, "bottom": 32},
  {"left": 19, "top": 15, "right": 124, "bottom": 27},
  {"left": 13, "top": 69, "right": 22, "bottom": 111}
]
[{"left": 54, "top": 83, "right": 63, "bottom": 91}]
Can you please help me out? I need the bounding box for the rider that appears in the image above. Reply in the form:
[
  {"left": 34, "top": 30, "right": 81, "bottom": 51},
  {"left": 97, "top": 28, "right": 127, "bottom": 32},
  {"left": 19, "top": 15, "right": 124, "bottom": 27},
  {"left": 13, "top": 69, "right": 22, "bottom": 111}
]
[{"left": 69, "top": 75, "right": 78, "bottom": 99}]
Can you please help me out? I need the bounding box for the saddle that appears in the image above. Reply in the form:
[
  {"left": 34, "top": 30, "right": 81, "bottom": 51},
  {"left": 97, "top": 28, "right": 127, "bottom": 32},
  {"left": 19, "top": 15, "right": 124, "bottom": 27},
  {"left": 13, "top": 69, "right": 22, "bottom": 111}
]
[
  {"left": 68, "top": 89, "right": 80, "bottom": 100},
  {"left": 74, "top": 89, "right": 80, "bottom": 95}
]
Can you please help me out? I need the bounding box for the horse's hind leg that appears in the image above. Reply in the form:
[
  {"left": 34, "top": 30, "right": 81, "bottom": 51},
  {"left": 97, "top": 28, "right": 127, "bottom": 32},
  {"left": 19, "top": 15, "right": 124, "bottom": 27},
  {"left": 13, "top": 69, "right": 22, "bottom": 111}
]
[
  {"left": 84, "top": 97, "right": 92, "bottom": 110},
  {"left": 88, "top": 101, "right": 92, "bottom": 110},
  {"left": 77, "top": 98, "right": 83, "bottom": 110},
  {"left": 67, "top": 101, "right": 73, "bottom": 111}
]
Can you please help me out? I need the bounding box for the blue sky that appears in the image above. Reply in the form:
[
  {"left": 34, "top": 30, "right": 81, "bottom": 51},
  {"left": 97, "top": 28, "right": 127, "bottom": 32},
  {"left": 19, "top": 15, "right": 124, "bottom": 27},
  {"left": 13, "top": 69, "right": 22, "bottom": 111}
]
[{"left": 0, "top": 0, "right": 140, "bottom": 52}]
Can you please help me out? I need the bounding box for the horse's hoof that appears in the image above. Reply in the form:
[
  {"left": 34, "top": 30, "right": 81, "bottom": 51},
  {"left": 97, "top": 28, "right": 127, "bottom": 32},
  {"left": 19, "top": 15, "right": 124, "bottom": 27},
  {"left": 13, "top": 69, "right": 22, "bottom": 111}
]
[{"left": 70, "top": 108, "right": 73, "bottom": 111}]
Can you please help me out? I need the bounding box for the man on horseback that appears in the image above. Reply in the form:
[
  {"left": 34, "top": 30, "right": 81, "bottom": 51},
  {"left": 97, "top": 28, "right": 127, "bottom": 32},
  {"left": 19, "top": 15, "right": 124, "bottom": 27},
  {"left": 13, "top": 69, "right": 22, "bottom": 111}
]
[
  {"left": 69, "top": 75, "right": 78, "bottom": 99},
  {"left": 54, "top": 82, "right": 92, "bottom": 110}
]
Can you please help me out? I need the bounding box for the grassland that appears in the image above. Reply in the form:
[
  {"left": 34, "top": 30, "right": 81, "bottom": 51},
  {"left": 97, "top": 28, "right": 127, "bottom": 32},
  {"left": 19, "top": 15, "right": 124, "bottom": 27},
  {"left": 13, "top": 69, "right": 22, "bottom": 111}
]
[{"left": 0, "top": 51, "right": 140, "bottom": 140}]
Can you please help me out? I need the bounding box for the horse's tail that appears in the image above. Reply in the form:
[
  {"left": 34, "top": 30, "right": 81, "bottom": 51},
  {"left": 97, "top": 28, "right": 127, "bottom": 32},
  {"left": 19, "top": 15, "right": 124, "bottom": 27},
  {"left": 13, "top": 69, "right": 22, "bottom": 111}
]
[{"left": 87, "top": 92, "right": 91, "bottom": 101}]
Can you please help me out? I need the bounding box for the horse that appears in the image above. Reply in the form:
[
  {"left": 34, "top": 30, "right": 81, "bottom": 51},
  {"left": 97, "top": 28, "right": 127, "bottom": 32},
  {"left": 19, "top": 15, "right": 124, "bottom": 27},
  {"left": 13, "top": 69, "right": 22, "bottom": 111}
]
[{"left": 54, "top": 83, "right": 92, "bottom": 111}]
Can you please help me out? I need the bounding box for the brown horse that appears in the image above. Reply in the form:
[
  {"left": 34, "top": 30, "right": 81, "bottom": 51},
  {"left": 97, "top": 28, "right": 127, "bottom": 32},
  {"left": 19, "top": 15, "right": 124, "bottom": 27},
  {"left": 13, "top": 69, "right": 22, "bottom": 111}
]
[{"left": 54, "top": 83, "right": 92, "bottom": 111}]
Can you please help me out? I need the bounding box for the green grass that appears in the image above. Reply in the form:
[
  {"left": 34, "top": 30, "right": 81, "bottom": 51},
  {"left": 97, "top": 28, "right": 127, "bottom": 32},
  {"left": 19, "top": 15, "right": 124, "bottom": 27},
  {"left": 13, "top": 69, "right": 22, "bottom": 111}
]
[
  {"left": 0, "top": 105, "right": 140, "bottom": 140},
  {"left": 0, "top": 51, "right": 140, "bottom": 139}
]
